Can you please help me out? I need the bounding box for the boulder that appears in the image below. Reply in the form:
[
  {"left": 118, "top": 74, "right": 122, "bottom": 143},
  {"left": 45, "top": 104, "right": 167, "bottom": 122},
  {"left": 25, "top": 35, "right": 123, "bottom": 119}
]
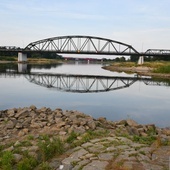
[
  {"left": 126, "top": 119, "right": 138, "bottom": 127},
  {"left": 87, "top": 120, "right": 96, "bottom": 130},
  {"left": 6, "top": 120, "right": 15, "bottom": 129},
  {"left": 7, "top": 109, "right": 16, "bottom": 117},
  {"left": 13, "top": 154, "right": 23, "bottom": 162},
  {"left": 29, "top": 105, "right": 37, "bottom": 111},
  {"left": 15, "top": 108, "right": 30, "bottom": 119}
]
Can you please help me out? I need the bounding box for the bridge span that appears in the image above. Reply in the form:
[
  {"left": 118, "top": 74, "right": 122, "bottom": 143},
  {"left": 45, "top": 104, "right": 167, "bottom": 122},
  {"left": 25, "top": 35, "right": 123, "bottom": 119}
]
[{"left": 1, "top": 35, "right": 170, "bottom": 62}]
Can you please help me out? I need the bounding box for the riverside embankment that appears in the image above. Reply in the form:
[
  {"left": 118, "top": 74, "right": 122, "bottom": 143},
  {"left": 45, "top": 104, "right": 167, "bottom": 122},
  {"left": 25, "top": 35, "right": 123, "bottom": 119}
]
[
  {"left": 0, "top": 106, "right": 170, "bottom": 170},
  {"left": 102, "top": 63, "right": 170, "bottom": 79}
]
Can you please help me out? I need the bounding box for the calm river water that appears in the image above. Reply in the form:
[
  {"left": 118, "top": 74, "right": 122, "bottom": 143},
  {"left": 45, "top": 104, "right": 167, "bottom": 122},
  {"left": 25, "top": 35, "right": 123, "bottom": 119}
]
[{"left": 0, "top": 62, "right": 170, "bottom": 128}]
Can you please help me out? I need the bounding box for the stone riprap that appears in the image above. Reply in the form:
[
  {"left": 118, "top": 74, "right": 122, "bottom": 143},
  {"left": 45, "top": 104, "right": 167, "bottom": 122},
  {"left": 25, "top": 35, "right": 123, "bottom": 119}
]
[{"left": 0, "top": 106, "right": 170, "bottom": 170}]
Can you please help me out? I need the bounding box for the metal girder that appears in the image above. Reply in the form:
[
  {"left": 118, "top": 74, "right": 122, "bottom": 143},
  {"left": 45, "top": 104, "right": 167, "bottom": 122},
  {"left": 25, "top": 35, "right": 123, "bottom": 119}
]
[
  {"left": 145, "top": 49, "right": 170, "bottom": 55},
  {"left": 25, "top": 35, "right": 139, "bottom": 55}
]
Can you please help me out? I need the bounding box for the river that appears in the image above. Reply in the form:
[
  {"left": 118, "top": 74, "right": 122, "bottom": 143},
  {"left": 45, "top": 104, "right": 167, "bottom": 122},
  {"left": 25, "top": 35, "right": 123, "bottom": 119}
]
[{"left": 0, "top": 62, "right": 170, "bottom": 128}]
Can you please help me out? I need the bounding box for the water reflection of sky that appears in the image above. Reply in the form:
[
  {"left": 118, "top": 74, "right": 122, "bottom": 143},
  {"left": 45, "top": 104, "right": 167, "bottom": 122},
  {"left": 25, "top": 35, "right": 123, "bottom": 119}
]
[
  {"left": 0, "top": 63, "right": 170, "bottom": 128},
  {"left": 30, "top": 63, "right": 136, "bottom": 77}
]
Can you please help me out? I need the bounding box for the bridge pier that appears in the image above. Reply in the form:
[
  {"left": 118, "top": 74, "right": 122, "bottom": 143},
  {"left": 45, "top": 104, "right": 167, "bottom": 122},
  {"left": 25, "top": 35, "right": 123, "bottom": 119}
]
[
  {"left": 138, "top": 56, "right": 144, "bottom": 65},
  {"left": 18, "top": 63, "right": 27, "bottom": 73},
  {"left": 18, "top": 52, "right": 27, "bottom": 62}
]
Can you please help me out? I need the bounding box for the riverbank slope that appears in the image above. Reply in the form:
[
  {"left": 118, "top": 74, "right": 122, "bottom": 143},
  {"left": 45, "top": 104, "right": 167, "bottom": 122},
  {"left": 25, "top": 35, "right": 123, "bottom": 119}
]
[{"left": 0, "top": 106, "right": 169, "bottom": 170}]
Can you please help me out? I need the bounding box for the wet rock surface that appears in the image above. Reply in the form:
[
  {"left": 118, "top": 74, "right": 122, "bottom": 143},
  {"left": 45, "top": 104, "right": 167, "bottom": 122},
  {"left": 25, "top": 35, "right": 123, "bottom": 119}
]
[{"left": 0, "top": 106, "right": 170, "bottom": 170}]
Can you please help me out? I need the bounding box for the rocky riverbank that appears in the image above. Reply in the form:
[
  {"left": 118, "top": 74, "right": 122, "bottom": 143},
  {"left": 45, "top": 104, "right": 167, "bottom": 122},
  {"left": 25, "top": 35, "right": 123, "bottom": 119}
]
[{"left": 0, "top": 106, "right": 170, "bottom": 170}]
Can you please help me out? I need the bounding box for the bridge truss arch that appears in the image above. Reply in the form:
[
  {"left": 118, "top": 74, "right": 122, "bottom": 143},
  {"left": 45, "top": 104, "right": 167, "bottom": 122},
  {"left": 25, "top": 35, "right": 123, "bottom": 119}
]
[
  {"left": 25, "top": 35, "right": 139, "bottom": 55},
  {"left": 145, "top": 49, "right": 170, "bottom": 56},
  {"left": 24, "top": 73, "right": 137, "bottom": 93}
]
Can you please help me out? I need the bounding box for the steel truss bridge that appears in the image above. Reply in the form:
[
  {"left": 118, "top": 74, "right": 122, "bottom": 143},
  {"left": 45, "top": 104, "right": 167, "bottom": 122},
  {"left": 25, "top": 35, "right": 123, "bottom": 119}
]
[
  {"left": 1, "top": 72, "right": 169, "bottom": 93},
  {"left": 1, "top": 35, "right": 170, "bottom": 57}
]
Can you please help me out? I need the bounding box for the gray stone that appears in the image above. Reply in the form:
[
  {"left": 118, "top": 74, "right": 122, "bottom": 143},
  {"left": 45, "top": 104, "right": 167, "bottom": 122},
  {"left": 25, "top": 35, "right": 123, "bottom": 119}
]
[
  {"left": 49, "top": 159, "right": 61, "bottom": 169},
  {"left": 7, "top": 109, "right": 16, "bottom": 117},
  {"left": 82, "top": 160, "right": 108, "bottom": 170},
  {"left": 28, "top": 146, "right": 39, "bottom": 152},
  {"left": 13, "top": 154, "right": 23, "bottom": 162},
  {"left": 73, "top": 126, "right": 86, "bottom": 134},
  {"left": 29, "top": 105, "right": 37, "bottom": 110},
  {"left": 62, "top": 148, "right": 88, "bottom": 165},
  {"left": 126, "top": 126, "right": 139, "bottom": 136},
  {"left": 81, "top": 142, "right": 93, "bottom": 148},
  {"left": 87, "top": 120, "right": 96, "bottom": 130},
  {"left": 57, "top": 121, "right": 66, "bottom": 128},
  {"left": 87, "top": 144, "right": 105, "bottom": 153},
  {"left": 6, "top": 120, "right": 15, "bottom": 129},
  {"left": 98, "top": 153, "right": 114, "bottom": 161},
  {"left": 14, "top": 141, "right": 21, "bottom": 146},
  {"left": 15, "top": 123, "right": 23, "bottom": 129},
  {"left": 4, "top": 146, "right": 14, "bottom": 152},
  {"left": 73, "top": 160, "right": 90, "bottom": 170},
  {"left": 30, "top": 122, "right": 41, "bottom": 128},
  {"left": 118, "top": 120, "right": 127, "bottom": 126},
  {"left": 18, "top": 131, "right": 25, "bottom": 137},
  {"left": 80, "top": 153, "right": 95, "bottom": 159},
  {"left": 97, "top": 117, "right": 106, "bottom": 122},
  {"left": 126, "top": 119, "right": 138, "bottom": 127},
  {"left": 15, "top": 108, "right": 30, "bottom": 119},
  {"left": 59, "top": 164, "right": 73, "bottom": 170}
]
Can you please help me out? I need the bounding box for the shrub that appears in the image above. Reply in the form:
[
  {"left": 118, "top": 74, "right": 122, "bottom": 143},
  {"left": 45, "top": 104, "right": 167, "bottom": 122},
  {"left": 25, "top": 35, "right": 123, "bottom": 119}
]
[
  {"left": 38, "top": 136, "right": 64, "bottom": 161},
  {"left": 17, "top": 156, "right": 38, "bottom": 170},
  {"left": 0, "top": 151, "right": 14, "bottom": 170},
  {"left": 154, "top": 65, "right": 170, "bottom": 73},
  {"left": 133, "top": 135, "right": 156, "bottom": 145},
  {"left": 66, "top": 131, "right": 78, "bottom": 143}
]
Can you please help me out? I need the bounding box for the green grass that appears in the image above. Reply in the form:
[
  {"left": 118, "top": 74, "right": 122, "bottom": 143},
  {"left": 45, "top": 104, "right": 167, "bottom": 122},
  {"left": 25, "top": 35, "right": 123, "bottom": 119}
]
[
  {"left": 17, "top": 156, "right": 38, "bottom": 170},
  {"left": 132, "top": 135, "right": 156, "bottom": 145},
  {"left": 0, "top": 56, "right": 17, "bottom": 61},
  {"left": 69, "top": 129, "right": 109, "bottom": 147},
  {"left": 154, "top": 64, "right": 170, "bottom": 73},
  {"left": 38, "top": 135, "right": 64, "bottom": 161},
  {"left": 0, "top": 151, "right": 14, "bottom": 170},
  {"left": 66, "top": 131, "right": 79, "bottom": 143}
]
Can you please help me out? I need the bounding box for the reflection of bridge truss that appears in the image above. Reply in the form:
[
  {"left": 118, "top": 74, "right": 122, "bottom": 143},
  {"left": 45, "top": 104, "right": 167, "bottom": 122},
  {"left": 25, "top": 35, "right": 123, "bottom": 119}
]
[
  {"left": 24, "top": 73, "right": 169, "bottom": 93},
  {"left": 1, "top": 72, "right": 169, "bottom": 93},
  {"left": 25, "top": 74, "right": 137, "bottom": 93}
]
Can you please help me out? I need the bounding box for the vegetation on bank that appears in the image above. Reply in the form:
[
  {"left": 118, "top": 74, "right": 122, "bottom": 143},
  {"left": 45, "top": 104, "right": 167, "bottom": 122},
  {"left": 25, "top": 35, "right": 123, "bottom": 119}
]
[
  {"left": 0, "top": 127, "right": 169, "bottom": 170},
  {"left": 0, "top": 56, "right": 17, "bottom": 61},
  {"left": 105, "top": 61, "right": 170, "bottom": 73},
  {"left": 153, "top": 64, "right": 170, "bottom": 73}
]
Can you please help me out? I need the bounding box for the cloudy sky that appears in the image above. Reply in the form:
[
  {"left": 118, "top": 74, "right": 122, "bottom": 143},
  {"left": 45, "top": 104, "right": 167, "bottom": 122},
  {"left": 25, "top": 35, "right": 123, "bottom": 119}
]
[{"left": 0, "top": 0, "right": 170, "bottom": 52}]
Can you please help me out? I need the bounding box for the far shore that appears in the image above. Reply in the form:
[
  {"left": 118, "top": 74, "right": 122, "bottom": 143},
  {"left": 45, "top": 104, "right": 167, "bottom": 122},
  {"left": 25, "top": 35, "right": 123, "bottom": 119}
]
[{"left": 102, "top": 64, "right": 170, "bottom": 79}]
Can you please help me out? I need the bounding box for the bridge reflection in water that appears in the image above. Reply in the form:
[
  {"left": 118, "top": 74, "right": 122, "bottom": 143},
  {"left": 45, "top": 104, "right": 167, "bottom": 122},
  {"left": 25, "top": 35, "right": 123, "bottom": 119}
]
[{"left": 1, "top": 72, "right": 169, "bottom": 93}]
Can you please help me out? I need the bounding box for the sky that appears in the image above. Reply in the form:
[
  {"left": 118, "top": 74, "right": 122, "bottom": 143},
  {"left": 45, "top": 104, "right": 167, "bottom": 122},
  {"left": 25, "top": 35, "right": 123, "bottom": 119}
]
[{"left": 0, "top": 0, "right": 170, "bottom": 53}]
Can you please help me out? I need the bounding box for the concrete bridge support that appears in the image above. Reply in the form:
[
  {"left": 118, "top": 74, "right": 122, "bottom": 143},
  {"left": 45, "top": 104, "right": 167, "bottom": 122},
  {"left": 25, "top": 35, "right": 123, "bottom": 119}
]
[
  {"left": 138, "top": 56, "right": 144, "bottom": 65},
  {"left": 18, "top": 52, "right": 27, "bottom": 62},
  {"left": 18, "top": 63, "right": 27, "bottom": 73}
]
